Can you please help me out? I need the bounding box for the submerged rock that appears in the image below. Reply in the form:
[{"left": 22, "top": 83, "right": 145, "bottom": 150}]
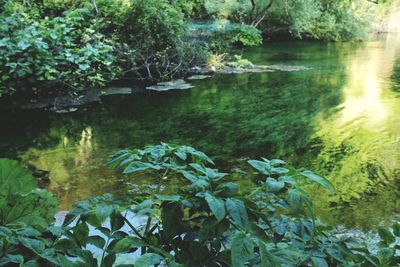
[
  {"left": 192, "top": 64, "right": 311, "bottom": 74},
  {"left": 146, "top": 79, "right": 194, "bottom": 91},
  {"left": 187, "top": 74, "right": 212, "bottom": 80},
  {"left": 100, "top": 87, "right": 133, "bottom": 96},
  {"left": 21, "top": 86, "right": 141, "bottom": 113},
  {"left": 267, "top": 64, "right": 311, "bottom": 72}
]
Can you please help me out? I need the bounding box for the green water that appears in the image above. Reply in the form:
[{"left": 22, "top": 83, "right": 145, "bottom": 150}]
[{"left": 1, "top": 34, "right": 400, "bottom": 229}]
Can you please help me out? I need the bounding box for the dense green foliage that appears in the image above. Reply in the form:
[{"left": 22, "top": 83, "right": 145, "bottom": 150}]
[
  {"left": 0, "top": 145, "right": 399, "bottom": 266},
  {"left": 0, "top": 0, "right": 205, "bottom": 96},
  {"left": 0, "top": 0, "right": 389, "bottom": 97},
  {"left": 201, "top": 0, "right": 374, "bottom": 41},
  {"left": 0, "top": 9, "right": 120, "bottom": 96}
]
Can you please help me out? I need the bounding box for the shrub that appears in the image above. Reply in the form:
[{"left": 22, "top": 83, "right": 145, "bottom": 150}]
[
  {"left": 0, "top": 9, "right": 122, "bottom": 96},
  {"left": 262, "top": 0, "right": 369, "bottom": 41},
  {"left": 115, "top": 0, "right": 196, "bottom": 80},
  {"left": 227, "top": 55, "right": 254, "bottom": 68},
  {"left": 171, "top": 0, "right": 208, "bottom": 18},
  {"left": 231, "top": 24, "right": 262, "bottom": 46}
]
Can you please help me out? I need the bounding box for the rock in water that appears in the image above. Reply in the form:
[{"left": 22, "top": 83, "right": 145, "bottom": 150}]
[
  {"left": 146, "top": 79, "right": 194, "bottom": 91},
  {"left": 187, "top": 75, "right": 212, "bottom": 80}
]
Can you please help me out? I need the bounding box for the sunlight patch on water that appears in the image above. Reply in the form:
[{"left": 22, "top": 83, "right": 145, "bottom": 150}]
[{"left": 337, "top": 36, "right": 400, "bottom": 128}]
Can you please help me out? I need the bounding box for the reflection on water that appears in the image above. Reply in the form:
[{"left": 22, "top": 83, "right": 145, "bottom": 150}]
[
  {"left": 308, "top": 34, "right": 400, "bottom": 228},
  {"left": 1, "top": 34, "right": 400, "bottom": 229}
]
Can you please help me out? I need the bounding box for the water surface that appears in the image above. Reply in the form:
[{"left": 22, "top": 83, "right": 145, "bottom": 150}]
[{"left": 1, "top": 34, "right": 400, "bottom": 229}]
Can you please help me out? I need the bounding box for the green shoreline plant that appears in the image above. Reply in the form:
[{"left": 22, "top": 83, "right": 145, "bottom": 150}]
[
  {"left": 0, "top": 0, "right": 387, "bottom": 98},
  {"left": 0, "top": 144, "right": 399, "bottom": 266}
]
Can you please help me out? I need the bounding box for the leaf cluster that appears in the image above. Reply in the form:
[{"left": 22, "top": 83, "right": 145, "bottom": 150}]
[{"left": 1, "top": 146, "right": 399, "bottom": 266}]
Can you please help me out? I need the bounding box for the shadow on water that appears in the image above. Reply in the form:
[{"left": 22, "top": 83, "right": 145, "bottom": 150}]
[{"left": 1, "top": 34, "right": 400, "bottom": 229}]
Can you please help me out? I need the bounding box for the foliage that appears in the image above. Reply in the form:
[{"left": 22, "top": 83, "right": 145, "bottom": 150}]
[
  {"left": 0, "top": 159, "right": 58, "bottom": 228},
  {"left": 0, "top": 0, "right": 206, "bottom": 95},
  {"left": 231, "top": 24, "right": 262, "bottom": 46},
  {"left": 200, "top": 0, "right": 373, "bottom": 41},
  {"left": 227, "top": 55, "right": 254, "bottom": 68},
  {"left": 0, "top": 144, "right": 400, "bottom": 266},
  {"left": 171, "top": 0, "right": 208, "bottom": 18},
  {"left": 206, "top": 53, "right": 227, "bottom": 69},
  {"left": 113, "top": 0, "right": 205, "bottom": 80},
  {"left": 0, "top": 0, "right": 381, "bottom": 98},
  {"left": 0, "top": 9, "right": 121, "bottom": 96}
]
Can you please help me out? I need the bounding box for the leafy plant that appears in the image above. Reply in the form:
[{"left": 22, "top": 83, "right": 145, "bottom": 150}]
[
  {"left": 0, "top": 9, "right": 121, "bottom": 96},
  {"left": 58, "top": 144, "right": 359, "bottom": 266},
  {"left": 231, "top": 24, "right": 262, "bottom": 47},
  {"left": 0, "top": 159, "right": 57, "bottom": 228},
  {"left": 1, "top": 145, "right": 399, "bottom": 266},
  {"left": 227, "top": 55, "right": 254, "bottom": 68}
]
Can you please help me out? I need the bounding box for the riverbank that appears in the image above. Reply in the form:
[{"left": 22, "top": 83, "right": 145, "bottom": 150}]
[{"left": 1, "top": 62, "right": 312, "bottom": 113}]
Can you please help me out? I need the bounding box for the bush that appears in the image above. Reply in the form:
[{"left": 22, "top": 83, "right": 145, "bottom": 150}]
[
  {"left": 115, "top": 0, "right": 194, "bottom": 80},
  {"left": 0, "top": 9, "right": 122, "bottom": 96},
  {"left": 262, "top": 0, "right": 369, "bottom": 41},
  {"left": 231, "top": 24, "right": 262, "bottom": 46},
  {"left": 171, "top": 0, "right": 207, "bottom": 18}
]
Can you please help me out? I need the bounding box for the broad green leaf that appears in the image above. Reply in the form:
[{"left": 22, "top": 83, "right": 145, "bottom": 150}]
[
  {"left": 271, "top": 167, "right": 289, "bottom": 174},
  {"left": 133, "top": 199, "right": 153, "bottom": 213},
  {"left": 123, "top": 161, "right": 155, "bottom": 173},
  {"left": 288, "top": 188, "right": 312, "bottom": 215},
  {"left": 18, "top": 237, "right": 45, "bottom": 253},
  {"left": 278, "top": 176, "right": 297, "bottom": 185},
  {"left": 16, "top": 227, "right": 41, "bottom": 237},
  {"left": 73, "top": 222, "right": 89, "bottom": 241},
  {"left": 248, "top": 160, "right": 271, "bottom": 175},
  {"left": 174, "top": 150, "right": 187, "bottom": 161},
  {"left": 110, "top": 211, "right": 125, "bottom": 232},
  {"left": 85, "top": 235, "right": 105, "bottom": 249},
  {"left": 311, "top": 256, "right": 328, "bottom": 267},
  {"left": 378, "top": 228, "right": 395, "bottom": 244},
  {"left": 215, "top": 182, "right": 238, "bottom": 197},
  {"left": 134, "top": 253, "right": 163, "bottom": 267},
  {"left": 161, "top": 202, "right": 183, "bottom": 240},
  {"left": 103, "top": 252, "right": 116, "bottom": 267},
  {"left": 265, "top": 178, "right": 285, "bottom": 192},
  {"left": 189, "top": 163, "right": 206, "bottom": 174},
  {"left": 231, "top": 232, "right": 254, "bottom": 267},
  {"left": 0, "top": 158, "right": 36, "bottom": 194},
  {"left": 247, "top": 222, "right": 270, "bottom": 244},
  {"left": 155, "top": 194, "right": 181, "bottom": 202},
  {"left": 0, "top": 226, "right": 12, "bottom": 237},
  {"left": 204, "top": 193, "right": 226, "bottom": 222},
  {"left": 38, "top": 248, "right": 60, "bottom": 265},
  {"left": 1, "top": 189, "right": 58, "bottom": 227},
  {"left": 259, "top": 241, "right": 279, "bottom": 267},
  {"left": 226, "top": 198, "right": 248, "bottom": 228},
  {"left": 269, "top": 159, "right": 286, "bottom": 166},
  {"left": 205, "top": 168, "right": 227, "bottom": 181},
  {"left": 113, "top": 236, "right": 145, "bottom": 253},
  {"left": 95, "top": 205, "right": 114, "bottom": 221},
  {"left": 301, "top": 171, "right": 334, "bottom": 192},
  {"left": 180, "top": 171, "right": 198, "bottom": 182},
  {"left": 0, "top": 254, "right": 24, "bottom": 265}
]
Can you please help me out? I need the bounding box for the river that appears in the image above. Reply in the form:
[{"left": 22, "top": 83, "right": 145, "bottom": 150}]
[{"left": 1, "top": 34, "right": 400, "bottom": 230}]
